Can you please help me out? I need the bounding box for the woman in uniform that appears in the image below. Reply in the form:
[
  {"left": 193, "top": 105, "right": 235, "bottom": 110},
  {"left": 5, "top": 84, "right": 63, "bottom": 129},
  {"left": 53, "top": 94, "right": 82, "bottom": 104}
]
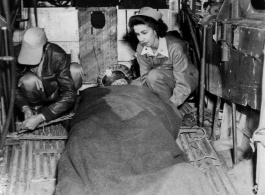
[{"left": 129, "top": 7, "right": 199, "bottom": 113}]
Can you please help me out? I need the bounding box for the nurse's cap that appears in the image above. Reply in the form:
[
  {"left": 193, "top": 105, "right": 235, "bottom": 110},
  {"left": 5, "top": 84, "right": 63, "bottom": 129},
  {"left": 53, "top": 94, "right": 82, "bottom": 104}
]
[{"left": 137, "top": 7, "right": 163, "bottom": 21}]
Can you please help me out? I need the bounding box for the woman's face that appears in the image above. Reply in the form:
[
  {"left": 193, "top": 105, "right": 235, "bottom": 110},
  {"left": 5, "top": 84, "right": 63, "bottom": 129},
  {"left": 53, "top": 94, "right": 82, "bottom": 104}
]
[
  {"left": 111, "top": 78, "right": 128, "bottom": 86},
  {"left": 133, "top": 24, "right": 159, "bottom": 49}
]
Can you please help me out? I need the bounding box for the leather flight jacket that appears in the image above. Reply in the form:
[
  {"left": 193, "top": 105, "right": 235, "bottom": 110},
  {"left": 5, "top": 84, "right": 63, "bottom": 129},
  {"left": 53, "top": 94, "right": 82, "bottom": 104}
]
[{"left": 15, "top": 42, "right": 77, "bottom": 122}]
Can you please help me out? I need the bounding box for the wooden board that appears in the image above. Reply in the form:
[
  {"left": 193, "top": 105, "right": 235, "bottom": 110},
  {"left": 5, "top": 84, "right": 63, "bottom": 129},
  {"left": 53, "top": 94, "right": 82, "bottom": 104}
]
[{"left": 78, "top": 7, "right": 118, "bottom": 84}]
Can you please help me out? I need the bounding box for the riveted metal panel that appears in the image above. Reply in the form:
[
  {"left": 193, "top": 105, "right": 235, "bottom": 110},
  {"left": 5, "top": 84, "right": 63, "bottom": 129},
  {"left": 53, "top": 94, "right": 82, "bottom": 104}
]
[
  {"left": 21, "top": 8, "right": 80, "bottom": 63},
  {"left": 238, "top": 25, "right": 265, "bottom": 59},
  {"left": 206, "top": 34, "right": 262, "bottom": 110},
  {"left": 239, "top": 0, "right": 265, "bottom": 20},
  {"left": 216, "top": 0, "right": 231, "bottom": 21},
  {"left": 22, "top": 8, "right": 79, "bottom": 41},
  {"left": 51, "top": 41, "right": 80, "bottom": 63},
  {"left": 221, "top": 49, "right": 262, "bottom": 110}
]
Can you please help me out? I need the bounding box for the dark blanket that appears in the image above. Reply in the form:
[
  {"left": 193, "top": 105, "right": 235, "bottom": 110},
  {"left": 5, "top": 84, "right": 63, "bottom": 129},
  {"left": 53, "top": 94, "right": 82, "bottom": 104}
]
[{"left": 55, "top": 85, "right": 216, "bottom": 195}]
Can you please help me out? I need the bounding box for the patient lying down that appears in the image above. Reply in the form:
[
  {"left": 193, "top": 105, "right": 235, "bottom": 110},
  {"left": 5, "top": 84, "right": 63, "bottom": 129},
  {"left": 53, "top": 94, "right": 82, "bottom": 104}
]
[{"left": 55, "top": 85, "right": 216, "bottom": 195}]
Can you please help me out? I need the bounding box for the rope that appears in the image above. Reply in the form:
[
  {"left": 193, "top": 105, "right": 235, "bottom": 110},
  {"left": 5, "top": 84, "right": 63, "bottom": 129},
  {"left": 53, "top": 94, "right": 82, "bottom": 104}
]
[
  {"left": 190, "top": 155, "right": 222, "bottom": 166},
  {"left": 11, "top": 113, "right": 75, "bottom": 136},
  {"left": 179, "top": 126, "right": 207, "bottom": 141}
]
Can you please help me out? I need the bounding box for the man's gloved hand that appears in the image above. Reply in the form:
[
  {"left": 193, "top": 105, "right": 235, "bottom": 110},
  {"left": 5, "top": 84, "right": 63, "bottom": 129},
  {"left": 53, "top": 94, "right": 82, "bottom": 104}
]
[
  {"left": 22, "top": 114, "right": 45, "bottom": 130},
  {"left": 22, "top": 106, "right": 34, "bottom": 119},
  {"left": 18, "top": 74, "right": 44, "bottom": 91}
]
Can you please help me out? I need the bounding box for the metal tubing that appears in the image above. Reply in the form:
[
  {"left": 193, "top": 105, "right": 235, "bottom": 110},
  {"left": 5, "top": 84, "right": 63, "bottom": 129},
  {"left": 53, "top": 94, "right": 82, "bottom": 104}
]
[
  {"left": 199, "top": 25, "right": 207, "bottom": 127},
  {"left": 186, "top": 13, "right": 201, "bottom": 61},
  {"left": 221, "top": 23, "right": 227, "bottom": 42},
  {"left": 0, "top": 67, "right": 3, "bottom": 131},
  {"left": 231, "top": 0, "right": 239, "bottom": 20},
  {"left": 212, "top": 97, "right": 221, "bottom": 140},
  {"left": 2, "top": 27, "right": 11, "bottom": 92},
  {"left": 0, "top": 0, "right": 17, "bottom": 151},
  {"left": 253, "top": 40, "right": 265, "bottom": 195},
  {"left": 0, "top": 56, "right": 14, "bottom": 61},
  {"left": 0, "top": 71, "right": 8, "bottom": 115},
  {"left": 1, "top": 28, "right": 10, "bottom": 124},
  {"left": 33, "top": 0, "right": 38, "bottom": 26},
  {"left": 191, "top": 0, "right": 196, "bottom": 13},
  {"left": 11, "top": 7, "right": 19, "bottom": 26},
  {"left": 178, "top": 0, "right": 181, "bottom": 13},
  {"left": 232, "top": 102, "right": 238, "bottom": 165},
  {"left": 0, "top": 38, "right": 9, "bottom": 114},
  {"left": 221, "top": 42, "right": 229, "bottom": 61}
]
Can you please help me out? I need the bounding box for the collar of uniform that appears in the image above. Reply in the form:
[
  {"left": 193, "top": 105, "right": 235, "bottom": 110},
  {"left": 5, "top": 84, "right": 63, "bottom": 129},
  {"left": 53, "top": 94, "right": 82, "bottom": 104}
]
[
  {"left": 141, "top": 46, "right": 155, "bottom": 56},
  {"left": 140, "top": 37, "right": 169, "bottom": 58},
  {"left": 156, "top": 37, "right": 168, "bottom": 57}
]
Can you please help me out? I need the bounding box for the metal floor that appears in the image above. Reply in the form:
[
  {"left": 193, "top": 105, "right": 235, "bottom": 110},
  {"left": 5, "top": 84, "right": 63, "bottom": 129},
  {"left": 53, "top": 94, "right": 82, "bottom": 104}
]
[
  {"left": 0, "top": 124, "right": 239, "bottom": 195},
  {"left": 0, "top": 124, "right": 67, "bottom": 195},
  {"left": 178, "top": 127, "right": 239, "bottom": 195}
]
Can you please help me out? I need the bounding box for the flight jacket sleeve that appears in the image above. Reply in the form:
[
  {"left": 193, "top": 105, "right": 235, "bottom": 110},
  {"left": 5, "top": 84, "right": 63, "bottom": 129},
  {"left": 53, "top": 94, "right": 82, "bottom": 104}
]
[
  {"left": 41, "top": 54, "right": 77, "bottom": 122},
  {"left": 15, "top": 68, "right": 30, "bottom": 110}
]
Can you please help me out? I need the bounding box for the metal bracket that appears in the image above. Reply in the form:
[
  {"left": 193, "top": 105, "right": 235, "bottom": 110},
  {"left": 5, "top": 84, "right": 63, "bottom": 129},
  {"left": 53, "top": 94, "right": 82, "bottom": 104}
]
[
  {"left": 0, "top": 56, "right": 14, "bottom": 61},
  {"left": 216, "top": 0, "right": 231, "bottom": 21},
  {"left": 0, "top": 15, "right": 7, "bottom": 27}
]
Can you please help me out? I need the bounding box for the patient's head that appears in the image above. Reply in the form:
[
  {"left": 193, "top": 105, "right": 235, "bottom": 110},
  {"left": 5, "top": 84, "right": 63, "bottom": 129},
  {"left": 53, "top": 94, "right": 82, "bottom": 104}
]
[
  {"left": 97, "top": 64, "right": 132, "bottom": 86},
  {"left": 111, "top": 78, "right": 128, "bottom": 86}
]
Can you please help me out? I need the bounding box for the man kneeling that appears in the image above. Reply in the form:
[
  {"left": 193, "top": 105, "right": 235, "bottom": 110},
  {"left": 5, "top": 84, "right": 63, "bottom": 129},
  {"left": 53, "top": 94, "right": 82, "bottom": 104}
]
[{"left": 15, "top": 27, "right": 83, "bottom": 130}]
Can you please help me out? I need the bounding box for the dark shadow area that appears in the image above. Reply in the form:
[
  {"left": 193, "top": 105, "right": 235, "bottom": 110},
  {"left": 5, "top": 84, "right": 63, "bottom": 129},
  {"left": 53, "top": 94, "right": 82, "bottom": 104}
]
[
  {"left": 122, "top": 31, "right": 140, "bottom": 80},
  {"left": 130, "top": 58, "right": 140, "bottom": 80},
  {"left": 251, "top": 0, "right": 265, "bottom": 10},
  {"left": 119, "top": 0, "right": 168, "bottom": 9},
  {"left": 123, "top": 30, "right": 139, "bottom": 51}
]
